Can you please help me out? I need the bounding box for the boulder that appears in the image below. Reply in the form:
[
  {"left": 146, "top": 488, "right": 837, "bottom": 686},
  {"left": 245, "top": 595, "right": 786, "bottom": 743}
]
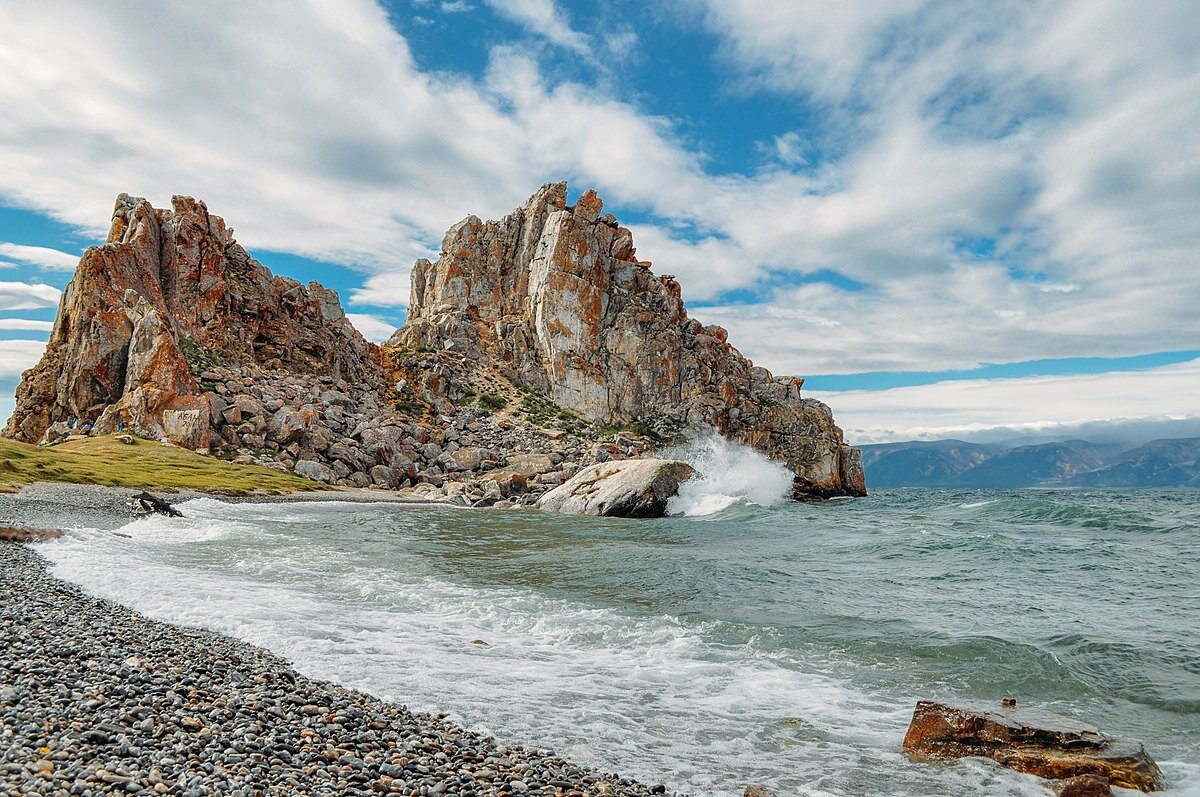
[
  {"left": 293, "top": 459, "right": 335, "bottom": 484},
  {"left": 902, "top": 701, "right": 1164, "bottom": 792},
  {"left": 504, "top": 452, "right": 556, "bottom": 477},
  {"left": 449, "top": 446, "right": 487, "bottom": 472},
  {"left": 369, "top": 465, "right": 396, "bottom": 488},
  {"left": 1052, "top": 775, "right": 1113, "bottom": 797},
  {"left": 537, "top": 458, "right": 694, "bottom": 518},
  {"left": 266, "top": 406, "right": 307, "bottom": 445},
  {"left": 479, "top": 469, "right": 528, "bottom": 498}
]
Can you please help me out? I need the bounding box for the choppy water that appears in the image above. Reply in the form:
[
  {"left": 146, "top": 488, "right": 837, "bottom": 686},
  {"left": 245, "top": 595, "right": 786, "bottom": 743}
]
[{"left": 40, "top": 473, "right": 1200, "bottom": 795}]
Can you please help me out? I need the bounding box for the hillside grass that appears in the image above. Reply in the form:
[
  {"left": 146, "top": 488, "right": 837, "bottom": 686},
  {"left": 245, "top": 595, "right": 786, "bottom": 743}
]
[{"left": 0, "top": 435, "right": 321, "bottom": 495}]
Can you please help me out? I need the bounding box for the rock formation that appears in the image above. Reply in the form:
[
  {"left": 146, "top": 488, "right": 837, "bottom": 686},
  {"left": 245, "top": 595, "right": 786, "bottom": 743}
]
[
  {"left": 537, "top": 459, "right": 695, "bottom": 518},
  {"left": 902, "top": 700, "right": 1164, "bottom": 792},
  {"left": 5, "top": 186, "right": 866, "bottom": 502},
  {"left": 5, "top": 194, "right": 377, "bottom": 449},
  {"left": 395, "top": 183, "right": 865, "bottom": 499}
]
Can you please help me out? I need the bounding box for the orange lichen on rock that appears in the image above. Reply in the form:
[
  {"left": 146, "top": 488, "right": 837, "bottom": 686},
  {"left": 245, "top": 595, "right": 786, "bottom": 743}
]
[{"left": 902, "top": 700, "right": 1164, "bottom": 792}]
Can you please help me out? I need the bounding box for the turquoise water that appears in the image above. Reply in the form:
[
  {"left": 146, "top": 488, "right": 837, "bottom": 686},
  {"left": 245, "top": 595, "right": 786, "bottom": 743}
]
[{"left": 43, "top": 488, "right": 1200, "bottom": 796}]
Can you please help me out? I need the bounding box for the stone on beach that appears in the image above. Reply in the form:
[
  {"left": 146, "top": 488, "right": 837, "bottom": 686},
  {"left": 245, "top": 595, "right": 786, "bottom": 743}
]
[
  {"left": 537, "top": 458, "right": 694, "bottom": 518},
  {"left": 901, "top": 700, "right": 1164, "bottom": 792},
  {"left": 1052, "top": 775, "right": 1115, "bottom": 797},
  {"left": 0, "top": 541, "right": 674, "bottom": 796}
]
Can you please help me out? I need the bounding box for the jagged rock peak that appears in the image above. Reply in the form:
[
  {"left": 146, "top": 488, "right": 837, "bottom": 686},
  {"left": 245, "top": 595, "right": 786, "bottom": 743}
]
[
  {"left": 396, "top": 182, "right": 866, "bottom": 499},
  {"left": 4, "top": 193, "right": 380, "bottom": 448}
]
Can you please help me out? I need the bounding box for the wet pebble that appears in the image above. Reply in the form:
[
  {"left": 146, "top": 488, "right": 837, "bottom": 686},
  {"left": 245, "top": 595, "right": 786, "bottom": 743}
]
[{"left": 0, "top": 542, "right": 676, "bottom": 796}]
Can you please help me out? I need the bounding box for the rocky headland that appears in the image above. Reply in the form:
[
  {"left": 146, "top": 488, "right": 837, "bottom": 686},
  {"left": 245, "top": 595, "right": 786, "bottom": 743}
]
[{"left": 4, "top": 185, "right": 865, "bottom": 504}]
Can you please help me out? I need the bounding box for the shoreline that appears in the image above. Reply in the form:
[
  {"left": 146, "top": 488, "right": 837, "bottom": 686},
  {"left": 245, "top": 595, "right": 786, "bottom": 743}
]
[
  {"left": 0, "top": 540, "right": 674, "bottom": 796},
  {"left": 0, "top": 482, "right": 476, "bottom": 537}
]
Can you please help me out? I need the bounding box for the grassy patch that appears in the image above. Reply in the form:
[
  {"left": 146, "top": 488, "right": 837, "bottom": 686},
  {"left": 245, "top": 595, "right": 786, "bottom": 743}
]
[
  {"left": 475, "top": 392, "right": 507, "bottom": 413},
  {"left": 178, "top": 337, "right": 223, "bottom": 386},
  {"left": 0, "top": 435, "right": 320, "bottom": 496},
  {"left": 518, "top": 393, "right": 577, "bottom": 427}
]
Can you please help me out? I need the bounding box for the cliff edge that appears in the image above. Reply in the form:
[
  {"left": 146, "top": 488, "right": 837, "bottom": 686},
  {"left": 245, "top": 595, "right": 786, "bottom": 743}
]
[
  {"left": 395, "top": 183, "right": 865, "bottom": 499},
  {"left": 4, "top": 185, "right": 864, "bottom": 501},
  {"left": 4, "top": 194, "right": 378, "bottom": 449}
]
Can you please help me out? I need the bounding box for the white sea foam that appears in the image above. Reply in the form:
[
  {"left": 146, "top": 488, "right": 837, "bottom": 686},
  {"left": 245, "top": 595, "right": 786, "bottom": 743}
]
[
  {"left": 36, "top": 497, "right": 1197, "bottom": 797},
  {"left": 38, "top": 503, "right": 913, "bottom": 796},
  {"left": 663, "top": 433, "right": 793, "bottom": 516}
]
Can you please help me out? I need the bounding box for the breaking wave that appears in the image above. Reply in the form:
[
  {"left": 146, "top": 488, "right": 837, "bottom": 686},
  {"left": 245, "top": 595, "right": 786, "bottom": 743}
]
[{"left": 664, "top": 433, "right": 794, "bottom": 516}]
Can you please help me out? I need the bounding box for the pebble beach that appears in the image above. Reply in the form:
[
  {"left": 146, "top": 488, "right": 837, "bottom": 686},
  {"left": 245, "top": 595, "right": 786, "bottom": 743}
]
[{"left": 0, "top": 540, "right": 671, "bottom": 796}]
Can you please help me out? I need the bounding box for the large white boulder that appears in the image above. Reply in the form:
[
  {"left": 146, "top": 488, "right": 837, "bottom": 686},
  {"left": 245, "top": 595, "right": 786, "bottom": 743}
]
[{"left": 536, "top": 458, "right": 695, "bottom": 518}]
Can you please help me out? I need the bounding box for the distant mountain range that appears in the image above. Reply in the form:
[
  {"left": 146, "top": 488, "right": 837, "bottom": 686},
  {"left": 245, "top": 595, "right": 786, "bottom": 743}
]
[{"left": 860, "top": 437, "right": 1200, "bottom": 489}]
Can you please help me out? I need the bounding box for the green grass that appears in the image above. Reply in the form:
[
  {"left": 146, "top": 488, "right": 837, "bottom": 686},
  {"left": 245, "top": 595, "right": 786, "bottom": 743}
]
[{"left": 0, "top": 435, "right": 321, "bottom": 496}]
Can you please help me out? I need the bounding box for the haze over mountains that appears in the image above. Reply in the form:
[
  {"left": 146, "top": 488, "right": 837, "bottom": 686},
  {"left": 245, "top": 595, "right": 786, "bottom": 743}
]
[{"left": 861, "top": 437, "right": 1200, "bottom": 489}]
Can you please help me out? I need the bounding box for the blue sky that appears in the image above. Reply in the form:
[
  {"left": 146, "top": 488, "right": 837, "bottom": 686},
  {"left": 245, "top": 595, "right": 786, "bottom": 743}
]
[{"left": 1, "top": 0, "right": 1197, "bottom": 443}]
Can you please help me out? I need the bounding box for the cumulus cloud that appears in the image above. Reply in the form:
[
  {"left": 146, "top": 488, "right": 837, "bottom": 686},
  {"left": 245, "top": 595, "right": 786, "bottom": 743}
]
[
  {"left": 0, "top": 0, "right": 1196, "bottom": 385},
  {"left": 0, "top": 339, "right": 49, "bottom": 379},
  {"left": 346, "top": 313, "right": 400, "bottom": 343},
  {"left": 810, "top": 357, "right": 1200, "bottom": 445},
  {"left": 680, "top": 0, "right": 1200, "bottom": 369},
  {"left": 479, "top": 0, "right": 590, "bottom": 55},
  {"left": 0, "top": 318, "right": 54, "bottom": 332},
  {"left": 0, "top": 282, "right": 61, "bottom": 311},
  {"left": 0, "top": 243, "right": 81, "bottom": 271}
]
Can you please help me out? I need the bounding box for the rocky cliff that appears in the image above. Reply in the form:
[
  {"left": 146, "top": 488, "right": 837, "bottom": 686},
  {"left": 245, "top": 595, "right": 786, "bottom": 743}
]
[
  {"left": 5, "top": 194, "right": 378, "bottom": 449},
  {"left": 5, "top": 185, "right": 865, "bottom": 501},
  {"left": 395, "top": 183, "right": 865, "bottom": 499}
]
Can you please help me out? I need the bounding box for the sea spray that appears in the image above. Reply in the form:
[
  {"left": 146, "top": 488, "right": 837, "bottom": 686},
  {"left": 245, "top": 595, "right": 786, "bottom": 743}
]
[{"left": 663, "top": 433, "right": 793, "bottom": 516}]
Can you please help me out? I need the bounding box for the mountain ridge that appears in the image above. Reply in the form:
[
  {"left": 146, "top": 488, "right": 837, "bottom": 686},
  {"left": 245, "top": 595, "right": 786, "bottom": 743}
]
[{"left": 861, "top": 436, "right": 1200, "bottom": 488}]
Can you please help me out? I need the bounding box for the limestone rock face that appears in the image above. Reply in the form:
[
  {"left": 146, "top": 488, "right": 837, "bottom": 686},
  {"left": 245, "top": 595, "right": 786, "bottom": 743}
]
[
  {"left": 537, "top": 458, "right": 695, "bottom": 518},
  {"left": 902, "top": 700, "right": 1164, "bottom": 792},
  {"left": 395, "top": 183, "right": 865, "bottom": 499},
  {"left": 5, "top": 194, "right": 379, "bottom": 447}
]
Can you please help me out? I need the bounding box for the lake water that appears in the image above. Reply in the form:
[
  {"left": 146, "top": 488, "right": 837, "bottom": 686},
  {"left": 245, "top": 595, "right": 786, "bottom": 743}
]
[{"left": 41, "top": 457, "right": 1200, "bottom": 795}]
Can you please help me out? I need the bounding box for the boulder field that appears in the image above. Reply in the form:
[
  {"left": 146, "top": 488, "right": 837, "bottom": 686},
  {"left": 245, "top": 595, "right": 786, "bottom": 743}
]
[{"left": 4, "top": 185, "right": 866, "bottom": 504}]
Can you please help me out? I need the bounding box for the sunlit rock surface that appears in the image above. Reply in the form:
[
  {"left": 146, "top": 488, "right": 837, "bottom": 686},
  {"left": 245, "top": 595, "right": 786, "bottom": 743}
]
[
  {"left": 5, "top": 194, "right": 377, "bottom": 449},
  {"left": 902, "top": 700, "right": 1164, "bottom": 792},
  {"left": 537, "top": 458, "right": 695, "bottom": 518},
  {"left": 395, "top": 183, "right": 865, "bottom": 499}
]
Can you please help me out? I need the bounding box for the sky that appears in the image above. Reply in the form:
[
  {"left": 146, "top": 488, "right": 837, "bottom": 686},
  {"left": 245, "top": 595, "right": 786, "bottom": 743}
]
[{"left": 0, "top": 0, "right": 1197, "bottom": 444}]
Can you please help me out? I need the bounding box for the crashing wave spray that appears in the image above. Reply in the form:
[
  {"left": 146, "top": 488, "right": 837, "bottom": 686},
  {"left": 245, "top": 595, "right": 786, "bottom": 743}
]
[{"left": 663, "top": 433, "right": 794, "bottom": 516}]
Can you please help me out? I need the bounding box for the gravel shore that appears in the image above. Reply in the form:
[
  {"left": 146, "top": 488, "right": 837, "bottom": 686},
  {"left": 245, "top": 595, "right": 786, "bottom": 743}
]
[
  {"left": 0, "top": 541, "right": 672, "bottom": 796},
  {"left": 0, "top": 482, "right": 459, "bottom": 537}
]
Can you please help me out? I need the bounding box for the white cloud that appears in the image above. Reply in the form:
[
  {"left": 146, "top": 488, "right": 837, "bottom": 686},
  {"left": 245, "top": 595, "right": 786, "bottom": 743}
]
[
  {"left": 810, "top": 358, "right": 1200, "bottom": 445},
  {"left": 350, "top": 270, "right": 412, "bottom": 307},
  {"left": 0, "top": 318, "right": 54, "bottom": 332},
  {"left": 0, "top": 282, "right": 61, "bottom": 311},
  {"left": 346, "top": 312, "right": 400, "bottom": 343},
  {"left": 0, "top": 339, "right": 49, "bottom": 379},
  {"left": 752, "top": 131, "right": 813, "bottom": 168},
  {"left": 0, "top": 243, "right": 80, "bottom": 271},
  {"left": 0, "top": 0, "right": 1196, "bottom": 391},
  {"left": 479, "top": 0, "right": 590, "bottom": 55}
]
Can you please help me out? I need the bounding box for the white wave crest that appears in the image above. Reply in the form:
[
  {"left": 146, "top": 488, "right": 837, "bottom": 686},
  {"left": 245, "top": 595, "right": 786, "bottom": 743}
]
[{"left": 664, "top": 433, "right": 793, "bottom": 516}]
